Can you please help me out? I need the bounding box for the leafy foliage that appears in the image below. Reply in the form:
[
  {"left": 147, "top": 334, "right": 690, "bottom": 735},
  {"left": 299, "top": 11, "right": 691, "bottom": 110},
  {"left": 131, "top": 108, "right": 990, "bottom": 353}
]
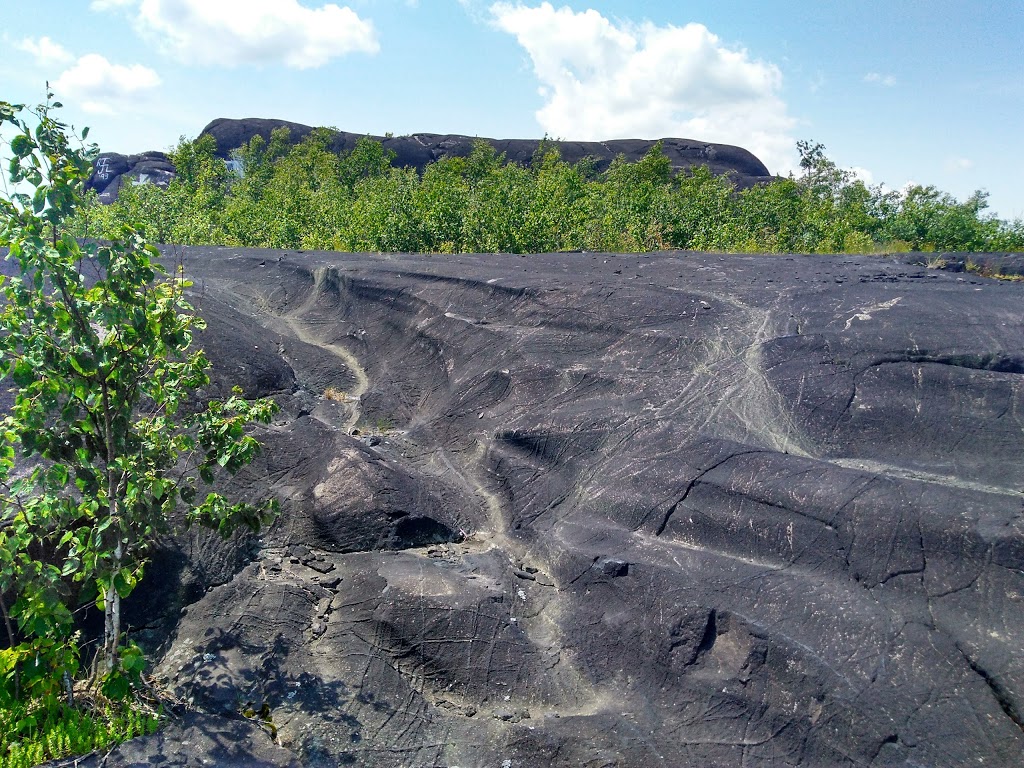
[
  {"left": 74, "top": 125, "right": 1024, "bottom": 256},
  {"left": 0, "top": 699, "right": 160, "bottom": 767},
  {"left": 0, "top": 92, "right": 278, "bottom": 727}
]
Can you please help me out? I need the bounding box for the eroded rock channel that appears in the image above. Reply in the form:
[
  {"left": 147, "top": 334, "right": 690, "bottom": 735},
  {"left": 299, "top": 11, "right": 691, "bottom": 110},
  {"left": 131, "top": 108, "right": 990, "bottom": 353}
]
[{"left": 103, "top": 248, "right": 1023, "bottom": 767}]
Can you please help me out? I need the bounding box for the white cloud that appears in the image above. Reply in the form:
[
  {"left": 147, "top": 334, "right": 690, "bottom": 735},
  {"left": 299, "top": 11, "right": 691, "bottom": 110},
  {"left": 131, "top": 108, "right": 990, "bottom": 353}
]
[
  {"left": 945, "top": 156, "right": 973, "bottom": 172},
  {"left": 53, "top": 54, "right": 161, "bottom": 114},
  {"left": 126, "top": 0, "right": 379, "bottom": 68},
  {"left": 15, "top": 36, "right": 74, "bottom": 68},
  {"left": 489, "top": 2, "right": 797, "bottom": 173},
  {"left": 864, "top": 72, "right": 896, "bottom": 87},
  {"left": 850, "top": 166, "right": 874, "bottom": 185}
]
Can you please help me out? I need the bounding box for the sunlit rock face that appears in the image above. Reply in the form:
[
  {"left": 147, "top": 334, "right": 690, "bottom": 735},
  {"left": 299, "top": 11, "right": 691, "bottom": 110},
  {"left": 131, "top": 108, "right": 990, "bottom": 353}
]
[{"left": 101, "top": 247, "right": 1022, "bottom": 767}]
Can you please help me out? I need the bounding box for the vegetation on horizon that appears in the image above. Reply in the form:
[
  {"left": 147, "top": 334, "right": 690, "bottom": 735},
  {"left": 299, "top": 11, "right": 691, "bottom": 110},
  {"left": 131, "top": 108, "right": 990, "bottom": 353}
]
[
  {"left": 75, "top": 128, "right": 1024, "bottom": 255},
  {"left": 0, "top": 95, "right": 278, "bottom": 763}
]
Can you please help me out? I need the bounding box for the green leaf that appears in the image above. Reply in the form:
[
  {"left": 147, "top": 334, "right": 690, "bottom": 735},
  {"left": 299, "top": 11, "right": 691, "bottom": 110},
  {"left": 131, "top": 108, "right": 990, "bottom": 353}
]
[
  {"left": 10, "top": 134, "right": 33, "bottom": 159},
  {"left": 11, "top": 359, "right": 33, "bottom": 386},
  {"left": 119, "top": 644, "right": 146, "bottom": 674},
  {"left": 102, "top": 671, "right": 130, "bottom": 700},
  {"left": 49, "top": 463, "right": 69, "bottom": 487},
  {"left": 69, "top": 348, "right": 98, "bottom": 376},
  {"left": 113, "top": 568, "right": 136, "bottom": 597}
]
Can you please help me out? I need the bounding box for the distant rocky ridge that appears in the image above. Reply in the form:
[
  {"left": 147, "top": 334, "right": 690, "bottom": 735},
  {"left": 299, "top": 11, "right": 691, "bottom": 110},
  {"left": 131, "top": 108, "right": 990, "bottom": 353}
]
[{"left": 86, "top": 117, "right": 776, "bottom": 203}]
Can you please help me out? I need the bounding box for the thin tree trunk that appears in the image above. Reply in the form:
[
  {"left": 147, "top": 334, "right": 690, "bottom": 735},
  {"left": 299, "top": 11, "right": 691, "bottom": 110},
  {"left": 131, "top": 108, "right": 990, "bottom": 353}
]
[
  {"left": 102, "top": 382, "right": 122, "bottom": 674},
  {"left": 0, "top": 592, "right": 19, "bottom": 699},
  {"left": 104, "top": 534, "right": 122, "bottom": 674},
  {"left": 0, "top": 591, "right": 15, "bottom": 649}
]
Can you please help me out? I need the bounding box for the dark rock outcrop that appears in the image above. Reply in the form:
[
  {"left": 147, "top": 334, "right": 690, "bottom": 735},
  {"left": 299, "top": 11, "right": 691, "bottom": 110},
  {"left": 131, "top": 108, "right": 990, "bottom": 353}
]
[
  {"left": 200, "top": 116, "right": 775, "bottom": 185},
  {"left": 85, "top": 119, "right": 776, "bottom": 202},
  {"left": 111, "top": 247, "right": 1023, "bottom": 767},
  {"left": 86, "top": 151, "right": 175, "bottom": 204},
  {"left": 902, "top": 251, "right": 1024, "bottom": 279}
]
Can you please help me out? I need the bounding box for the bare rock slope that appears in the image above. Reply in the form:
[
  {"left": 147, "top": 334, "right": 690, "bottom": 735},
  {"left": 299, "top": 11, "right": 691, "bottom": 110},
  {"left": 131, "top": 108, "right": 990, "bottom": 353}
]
[{"left": 105, "top": 248, "right": 1023, "bottom": 767}]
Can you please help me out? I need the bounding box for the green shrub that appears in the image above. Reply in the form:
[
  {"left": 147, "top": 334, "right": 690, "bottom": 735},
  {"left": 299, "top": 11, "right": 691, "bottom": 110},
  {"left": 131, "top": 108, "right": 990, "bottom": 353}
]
[
  {"left": 0, "top": 700, "right": 160, "bottom": 768},
  {"left": 1, "top": 92, "right": 278, "bottom": 762},
  {"left": 68, "top": 123, "right": 1024, "bottom": 255}
]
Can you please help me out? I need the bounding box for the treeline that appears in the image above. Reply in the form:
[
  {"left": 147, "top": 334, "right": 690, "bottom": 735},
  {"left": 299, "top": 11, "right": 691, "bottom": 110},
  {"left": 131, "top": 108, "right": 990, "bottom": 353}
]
[{"left": 74, "top": 127, "right": 1024, "bottom": 254}]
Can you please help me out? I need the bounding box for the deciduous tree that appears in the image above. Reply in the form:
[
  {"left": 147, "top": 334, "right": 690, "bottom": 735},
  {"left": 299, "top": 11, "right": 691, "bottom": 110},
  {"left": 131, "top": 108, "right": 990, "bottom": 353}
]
[{"left": 0, "top": 94, "right": 278, "bottom": 704}]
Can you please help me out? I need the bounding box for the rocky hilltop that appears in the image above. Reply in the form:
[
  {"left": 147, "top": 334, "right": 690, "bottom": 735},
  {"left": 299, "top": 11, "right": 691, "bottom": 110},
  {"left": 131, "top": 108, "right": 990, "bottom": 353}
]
[
  {"left": 77, "top": 247, "right": 1023, "bottom": 767},
  {"left": 85, "top": 118, "right": 775, "bottom": 203},
  {"left": 200, "top": 117, "right": 775, "bottom": 184}
]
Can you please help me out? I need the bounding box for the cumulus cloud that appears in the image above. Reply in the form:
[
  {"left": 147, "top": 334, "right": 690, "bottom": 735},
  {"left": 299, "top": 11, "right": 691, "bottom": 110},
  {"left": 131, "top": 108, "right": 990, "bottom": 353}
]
[
  {"left": 98, "top": 0, "right": 378, "bottom": 68},
  {"left": 945, "top": 156, "right": 973, "bottom": 172},
  {"left": 15, "top": 36, "right": 74, "bottom": 68},
  {"left": 849, "top": 166, "right": 875, "bottom": 185},
  {"left": 53, "top": 54, "right": 161, "bottom": 114},
  {"left": 489, "top": 2, "right": 797, "bottom": 173},
  {"left": 864, "top": 72, "right": 896, "bottom": 87},
  {"left": 12, "top": 31, "right": 160, "bottom": 114}
]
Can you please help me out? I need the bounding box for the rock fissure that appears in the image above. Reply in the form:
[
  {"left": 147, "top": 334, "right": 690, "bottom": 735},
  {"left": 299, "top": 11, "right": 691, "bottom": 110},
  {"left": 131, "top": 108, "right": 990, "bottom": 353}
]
[
  {"left": 869, "top": 351, "right": 1024, "bottom": 375},
  {"left": 956, "top": 643, "right": 1024, "bottom": 732}
]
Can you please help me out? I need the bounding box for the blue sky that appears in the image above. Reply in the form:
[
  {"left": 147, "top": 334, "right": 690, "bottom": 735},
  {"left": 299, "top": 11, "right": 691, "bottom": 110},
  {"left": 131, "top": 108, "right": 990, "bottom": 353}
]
[{"left": 2, "top": 1, "right": 1021, "bottom": 219}]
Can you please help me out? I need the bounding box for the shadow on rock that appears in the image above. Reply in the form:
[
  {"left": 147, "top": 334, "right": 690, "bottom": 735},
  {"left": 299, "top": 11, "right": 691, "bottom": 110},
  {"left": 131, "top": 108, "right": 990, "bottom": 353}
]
[{"left": 64, "top": 711, "right": 302, "bottom": 768}]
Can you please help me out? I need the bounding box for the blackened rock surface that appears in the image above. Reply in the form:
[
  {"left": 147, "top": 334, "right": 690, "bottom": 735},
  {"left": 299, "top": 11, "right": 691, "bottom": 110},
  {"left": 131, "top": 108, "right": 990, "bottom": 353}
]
[
  {"left": 897, "top": 251, "right": 1024, "bottom": 278},
  {"left": 86, "top": 150, "right": 175, "bottom": 204},
  {"left": 200, "top": 117, "right": 775, "bottom": 185},
  {"left": 130, "top": 248, "right": 1023, "bottom": 766}
]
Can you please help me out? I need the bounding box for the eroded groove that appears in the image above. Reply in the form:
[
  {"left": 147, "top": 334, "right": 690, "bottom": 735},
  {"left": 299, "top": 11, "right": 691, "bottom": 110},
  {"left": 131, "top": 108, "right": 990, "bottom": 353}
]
[
  {"left": 870, "top": 351, "right": 1024, "bottom": 374},
  {"left": 957, "top": 644, "right": 1023, "bottom": 731}
]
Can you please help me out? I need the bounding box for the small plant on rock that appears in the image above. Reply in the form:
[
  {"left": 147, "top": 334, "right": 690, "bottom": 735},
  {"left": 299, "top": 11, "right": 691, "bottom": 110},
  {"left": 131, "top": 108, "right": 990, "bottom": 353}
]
[{"left": 323, "top": 385, "right": 347, "bottom": 401}]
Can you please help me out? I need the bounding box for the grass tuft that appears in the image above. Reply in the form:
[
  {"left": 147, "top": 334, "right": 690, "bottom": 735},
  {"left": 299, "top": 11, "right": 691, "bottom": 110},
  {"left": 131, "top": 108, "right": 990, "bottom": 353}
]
[{"left": 323, "top": 385, "right": 347, "bottom": 401}]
